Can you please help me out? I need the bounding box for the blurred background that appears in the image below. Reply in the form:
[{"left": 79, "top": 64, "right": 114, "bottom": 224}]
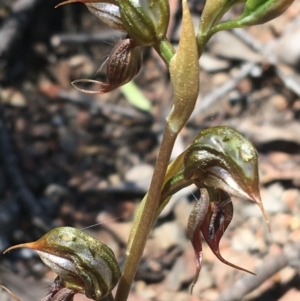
[{"left": 1, "top": 1, "right": 300, "bottom": 300}]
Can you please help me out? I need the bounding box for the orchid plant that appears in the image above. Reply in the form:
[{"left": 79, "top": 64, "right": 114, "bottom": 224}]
[{"left": 2, "top": 1, "right": 295, "bottom": 301}]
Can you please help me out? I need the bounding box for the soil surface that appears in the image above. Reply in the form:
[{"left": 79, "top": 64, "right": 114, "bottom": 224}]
[{"left": 1, "top": 1, "right": 300, "bottom": 301}]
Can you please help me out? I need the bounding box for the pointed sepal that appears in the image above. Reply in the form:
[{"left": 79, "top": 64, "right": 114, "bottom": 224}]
[{"left": 4, "top": 227, "right": 120, "bottom": 301}]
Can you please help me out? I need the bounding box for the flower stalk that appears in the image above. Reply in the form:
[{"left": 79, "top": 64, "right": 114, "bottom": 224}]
[{"left": 115, "top": 1, "right": 199, "bottom": 300}]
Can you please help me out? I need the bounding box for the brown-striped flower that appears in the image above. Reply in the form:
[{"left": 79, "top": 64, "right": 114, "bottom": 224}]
[{"left": 71, "top": 38, "right": 142, "bottom": 94}]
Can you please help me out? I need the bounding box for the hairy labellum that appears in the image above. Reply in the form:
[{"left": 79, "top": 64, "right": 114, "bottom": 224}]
[
  {"left": 201, "top": 188, "right": 255, "bottom": 275},
  {"left": 187, "top": 187, "right": 255, "bottom": 292},
  {"left": 40, "top": 277, "right": 66, "bottom": 301},
  {"left": 49, "top": 288, "right": 76, "bottom": 301},
  {"left": 42, "top": 282, "right": 76, "bottom": 301}
]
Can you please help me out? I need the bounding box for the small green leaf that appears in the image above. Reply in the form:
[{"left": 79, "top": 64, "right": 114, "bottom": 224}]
[{"left": 120, "top": 81, "right": 152, "bottom": 112}]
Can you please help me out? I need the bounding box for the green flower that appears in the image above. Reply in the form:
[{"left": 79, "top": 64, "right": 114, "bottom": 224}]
[
  {"left": 155, "top": 126, "right": 269, "bottom": 292},
  {"left": 4, "top": 227, "right": 120, "bottom": 301}
]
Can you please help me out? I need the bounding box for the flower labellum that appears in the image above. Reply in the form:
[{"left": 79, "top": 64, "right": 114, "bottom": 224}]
[
  {"left": 187, "top": 188, "right": 255, "bottom": 293},
  {"left": 39, "top": 277, "right": 76, "bottom": 301}
]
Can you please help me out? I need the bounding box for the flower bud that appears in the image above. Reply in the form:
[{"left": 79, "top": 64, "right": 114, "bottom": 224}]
[
  {"left": 118, "top": 0, "right": 170, "bottom": 45},
  {"left": 208, "top": 0, "right": 295, "bottom": 35},
  {"left": 4, "top": 227, "right": 120, "bottom": 301},
  {"left": 238, "top": 0, "right": 295, "bottom": 26},
  {"left": 72, "top": 38, "right": 142, "bottom": 94},
  {"left": 168, "top": 0, "right": 199, "bottom": 133}
]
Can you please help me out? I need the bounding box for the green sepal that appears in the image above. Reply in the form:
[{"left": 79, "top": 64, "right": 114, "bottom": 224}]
[{"left": 118, "top": 0, "right": 170, "bottom": 46}]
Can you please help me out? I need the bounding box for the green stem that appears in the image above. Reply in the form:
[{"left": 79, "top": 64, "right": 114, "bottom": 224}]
[
  {"left": 153, "top": 38, "right": 176, "bottom": 66},
  {"left": 114, "top": 37, "right": 177, "bottom": 301},
  {"left": 114, "top": 123, "right": 178, "bottom": 301},
  {"left": 196, "top": 32, "right": 212, "bottom": 58},
  {"left": 196, "top": 20, "right": 242, "bottom": 57},
  {"left": 209, "top": 20, "right": 243, "bottom": 36}
]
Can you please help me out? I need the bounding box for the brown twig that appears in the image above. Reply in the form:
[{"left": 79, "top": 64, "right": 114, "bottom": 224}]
[
  {"left": 216, "top": 242, "right": 300, "bottom": 301},
  {"left": 57, "top": 89, "right": 151, "bottom": 121},
  {"left": 231, "top": 28, "right": 300, "bottom": 97},
  {"left": 190, "top": 62, "right": 257, "bottom": 119}
]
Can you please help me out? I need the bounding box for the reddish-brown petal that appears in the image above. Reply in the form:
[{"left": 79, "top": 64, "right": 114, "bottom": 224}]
[
  {"left": 201, "top": 188, "right": 255, "bottom": 275},
  {"left": 187, "top": 188, "right": 209, "bottom": 293}
]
